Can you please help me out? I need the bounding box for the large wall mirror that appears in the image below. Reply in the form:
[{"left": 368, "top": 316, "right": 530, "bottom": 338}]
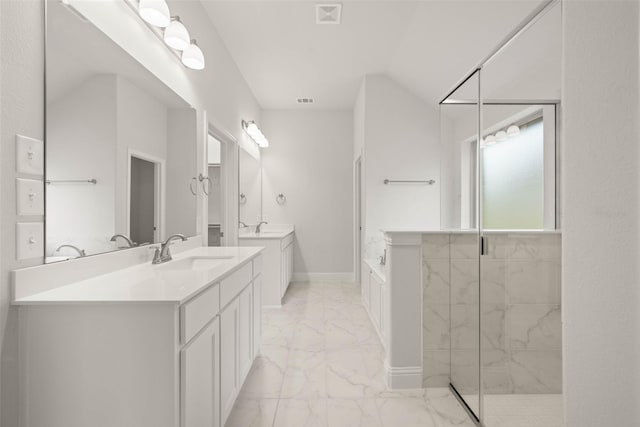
[
  {"left": 238, "top": 146, "right": 262, "bottom": 227},
  {"left": 45, "top": 0, "right": 198, "bottom": 262}
]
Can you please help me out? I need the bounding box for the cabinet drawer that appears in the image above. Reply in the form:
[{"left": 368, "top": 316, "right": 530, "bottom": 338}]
[
  {"left": 181, "top": 284, "right": 220, "bottom": 345},
  {"left": 253, "top": 255, "right": 262, "bottom": 278},
  {"left": 220, "top": 262, "right": 253, "bottom": 308},
  {"left": 280, "top": 233, "right": 294, "bottom": 250}
]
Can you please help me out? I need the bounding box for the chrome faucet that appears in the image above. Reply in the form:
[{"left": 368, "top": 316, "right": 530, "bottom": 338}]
[
  {"left": 56, "top": 244, "right": 86, "bottom": 258},
  {"left": 152, "top": 234, "right": 186, "bottom": 264},
  {"left": 109, "top": 234, "right": 136, "bottom": 248},
  {"left": 255, "top": 221, "right": 268, "bottom": 233}
]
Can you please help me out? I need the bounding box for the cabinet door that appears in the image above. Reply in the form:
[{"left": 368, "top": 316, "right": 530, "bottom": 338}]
[
  {"left": 181, "top": 317, "right": 220, "bottom": 427},
  {"left": 220, "top": 299, "right": 239, "bottom": 425},
  {"left": 287, "top": 245, "right": 293, "bottom": 284},
  {"left": 238, "top": 285, "right": 254, "bottom": 383},
  {"left": 253, "top": 276, "right": 262, "bottom": 358},
  {"left": 370, "top": 271, "right": 381, "bottom": 329},
  {"left": 362, "top": 263, "right": 370, "bottom": 308}
]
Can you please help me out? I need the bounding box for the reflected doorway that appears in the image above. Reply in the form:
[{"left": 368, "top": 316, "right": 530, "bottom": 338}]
[{"left": 129, "top": 153, "right": 162, "bottom": 246}]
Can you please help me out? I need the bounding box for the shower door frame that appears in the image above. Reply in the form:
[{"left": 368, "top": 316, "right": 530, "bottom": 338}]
[{"left": 438, "top": 0, "right": 561, "bottom": 425}]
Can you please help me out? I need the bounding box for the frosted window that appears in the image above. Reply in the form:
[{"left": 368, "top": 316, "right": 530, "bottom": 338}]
[{"left": 482, "top": 118, "right": 544, "bottom": 229}]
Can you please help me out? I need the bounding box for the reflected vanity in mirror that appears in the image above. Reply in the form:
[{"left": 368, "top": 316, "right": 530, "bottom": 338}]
[
  {"left": 45, "top": 0, "right": 198, "bottom": 262},
  {"left": 238, "top": 144, "right": 262, "bottom": 228}
]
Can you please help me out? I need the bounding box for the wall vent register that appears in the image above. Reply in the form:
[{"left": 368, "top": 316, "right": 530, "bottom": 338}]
[{"left": 315, "top": 4, "right": 342, "bottom": 24}]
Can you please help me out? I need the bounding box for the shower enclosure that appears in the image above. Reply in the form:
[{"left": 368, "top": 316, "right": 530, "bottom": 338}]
[{"left": 438, "top": 1, "right": 563, "bottom": 426}]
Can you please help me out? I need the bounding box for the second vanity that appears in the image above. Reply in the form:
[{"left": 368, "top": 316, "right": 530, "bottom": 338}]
[
  {"left": 13, "top": 245, "right": 263, "bottom": 427},
  {"left": 239, "top": 225, "right": 294, "bottom": 307}
]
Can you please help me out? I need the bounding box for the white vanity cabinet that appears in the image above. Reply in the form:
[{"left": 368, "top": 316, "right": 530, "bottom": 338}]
[
  {"left": 181, "top": 317, "right": 220, "bottom": 427},
  {"left": 363, "top": 260, "right": 388, "bottom": 349},
  {"left": 16, "top": 251, "right": 263, "bottom": 427},
  {"left": 239, "top": 228, "right": 294, "bottom": 307}
]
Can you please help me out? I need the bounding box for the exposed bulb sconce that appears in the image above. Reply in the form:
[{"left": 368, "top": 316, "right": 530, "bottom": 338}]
[
  {"left": 131, "top": 0, "right": 205, "bottom": 70},
  {"left": 138, "top": 0, "right": 171, "bottom": 27},
  {"left": 182, "top": 39, "right": 205, "bottom": 70},
  {"left": 506, "top": 125, "right": 520, "bottom": 137},
  {"left": 242, "top": 120, "right": 269, "bottom": 148},
  {"left": 164, "top": 16, "right": 191, "bottom": 51},
  {"left": 483, "top": 134, "right": 497, "bottom": 147}
]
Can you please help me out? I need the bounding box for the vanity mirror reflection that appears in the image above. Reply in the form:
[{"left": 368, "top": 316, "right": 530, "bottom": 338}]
[
  {"left": 238, "top": 145, "right": 262, "bottom": 228},
  {"left": 45, "top": 0, "right": 198, "bottom": 263}
]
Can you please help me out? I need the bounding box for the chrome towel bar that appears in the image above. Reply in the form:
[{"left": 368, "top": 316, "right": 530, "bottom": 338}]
[{"left": 383, "top": 179, "right": 435, "bottom": 185}]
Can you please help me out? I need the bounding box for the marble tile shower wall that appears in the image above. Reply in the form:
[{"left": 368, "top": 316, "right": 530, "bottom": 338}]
[{"left": 422, "top": 232, "right": 562, "bottom": 394}]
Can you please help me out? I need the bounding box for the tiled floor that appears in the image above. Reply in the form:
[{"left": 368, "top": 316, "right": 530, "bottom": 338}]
[
  {"left": 226, "top": 282, "right": 476, "bottom": 427},
  {"left": 483, "top": 394, "right": 564, "bottom": 427}
]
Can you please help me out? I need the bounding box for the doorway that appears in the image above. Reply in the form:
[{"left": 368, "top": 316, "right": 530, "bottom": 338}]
[
  {"left": 207, "top": 133, "right": 224, "bottom": 246},
  {"left": 128, "top": 154, "right": 162, "bottom": 245},
  {"left": 355, "top": 156, "right": 363, "bottom": 284}
]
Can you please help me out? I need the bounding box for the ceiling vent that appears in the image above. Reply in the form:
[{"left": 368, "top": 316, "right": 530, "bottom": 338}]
[
  {"left": 316, "top": 4, "right": 342, "bottom": 25},
  {"left": 297, "top": 98, "right": 315, "bottom": 105}
]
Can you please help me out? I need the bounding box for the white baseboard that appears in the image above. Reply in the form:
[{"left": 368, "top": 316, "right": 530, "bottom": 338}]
[
  {"left": 384, "top": 364, "right": 423, "bottom": 389},
  {"left": 291, "top": 272, "right": 355, "bottom": 283}
]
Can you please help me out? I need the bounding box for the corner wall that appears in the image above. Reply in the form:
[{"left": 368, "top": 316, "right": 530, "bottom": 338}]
[
  {"left": 261, "top": 110, "right": 354, "bottom": 280},
  {"left": 358, "top": 75, "right": 441, "bottom": 261},
  {"left": 562, "top": 2, "right": 640, "bottom": 426}
]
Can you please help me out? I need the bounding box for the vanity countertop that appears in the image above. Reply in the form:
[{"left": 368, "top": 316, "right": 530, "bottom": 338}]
[
  {"left": 238, "top": 227, "right": 294, "bottom": 240},
  {"left": 13, "top": 246, "right": 263, "bottom": 305}
]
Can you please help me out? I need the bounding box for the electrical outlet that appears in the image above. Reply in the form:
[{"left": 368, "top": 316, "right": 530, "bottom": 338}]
[
  {"left": 16, "top": 222, "right": 44, "bottom": 260},
  {"left": 16, "top": 135, "right": 44, "bottom": 175},
  {"left": 16, "top": 178, "right": 44, "bottom": 216}
]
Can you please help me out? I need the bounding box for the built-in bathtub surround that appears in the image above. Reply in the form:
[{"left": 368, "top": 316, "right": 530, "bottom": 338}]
[{"left": 422, "top": 231, "right": 562, "bottom": 394}]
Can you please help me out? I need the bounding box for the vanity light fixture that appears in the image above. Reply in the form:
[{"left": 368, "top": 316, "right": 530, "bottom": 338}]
[
  {"left": 242, "top": 120, "right": 270, "bottom": 148},
  {"left": 483, "top": 134, "right": 497, "bottom": 147},
  {"left": 181, "top": 39, "right": 205, "bottom": 70},
  {"left": 506, "top": 125, "right": 521, "bottom": 137},
  {"left": 138, "top": 0, "right": 171, "bottom": 27},
  {"left": 164, "top": 17, "right": 191, "bottom": 51},
  {"left": 495, "top": 130, "right": 507, "bottom": 142}
]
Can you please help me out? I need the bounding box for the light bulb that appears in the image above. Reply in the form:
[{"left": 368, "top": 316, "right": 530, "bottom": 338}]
[
  {"left": 138, "top": 0, "right": 170, "bottom": 27},
  {"left": 496, "top": 130, "right": 507, "bottom": 142},
  {"left": 484, "top": 134, "right": 496, "bottom": 146},
  {"left": 164, "top": 17, "right": 190, "bottom": 51},
  {"left": 181, "top": 40, "right": 205, "bottom": 70},
  {"left": 507, "top": 125, "right": 520, "bottom": 138}
]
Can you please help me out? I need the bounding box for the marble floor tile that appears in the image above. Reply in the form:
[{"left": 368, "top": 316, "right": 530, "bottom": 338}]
[
  {"left": 227, "top": 282, "right": 564, "bottom": 427},
  {"left": 273, "top": 399, "right": 327, "bottom": 427},
  {"left": 226, "top": 399, "right": 279, "bottom": 427},
  {"left": 326, "top": 398, "right": 383, "bottom": 427}
]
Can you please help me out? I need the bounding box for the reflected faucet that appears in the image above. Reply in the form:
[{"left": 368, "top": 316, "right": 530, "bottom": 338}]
[
  {"left": 152, "top": 234, "right": 186, "bottom": 264},
  {"left": 255, "top": 221, "right": 268, "bottom": 233},
  {"left": 56, "top": 244, "right": 86, "bottom": 258},
  {"left": 110, "top": 234, "right": 137, "bottom": 248},
  {"left": 239, "top": 221, "right": 248, "bottom": 228}
]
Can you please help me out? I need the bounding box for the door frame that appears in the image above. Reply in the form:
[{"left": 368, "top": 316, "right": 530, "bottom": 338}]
[
  {"left": 126, "top": 149, "right": 165, "bottom": 243},
  {"left": 354, "top": 155, "right": 363, "bottom": 284}
]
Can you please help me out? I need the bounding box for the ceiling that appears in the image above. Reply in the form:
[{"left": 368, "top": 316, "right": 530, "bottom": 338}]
[{"left": 201, "top": 0, "right": 552, "bottom": 110}]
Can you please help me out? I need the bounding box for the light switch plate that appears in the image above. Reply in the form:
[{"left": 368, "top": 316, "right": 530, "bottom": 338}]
[
  {"left": 16, "top": 135, "right": 44, "bottom": 175},
  {"left": 16, "top": 178, "right": 44, "bottom": 216},
  {"left": 16, "top": 222, "right": 44, "bottom": 260}
]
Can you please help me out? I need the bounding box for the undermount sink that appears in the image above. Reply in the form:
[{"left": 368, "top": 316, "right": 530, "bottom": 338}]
[{"left": 155, "top": 256, "right": 234, "bottom": 272}]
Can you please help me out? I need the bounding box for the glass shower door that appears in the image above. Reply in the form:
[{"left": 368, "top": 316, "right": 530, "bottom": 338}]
[{"left": 439, "top": 70, "right": 481, "bottom": 421}]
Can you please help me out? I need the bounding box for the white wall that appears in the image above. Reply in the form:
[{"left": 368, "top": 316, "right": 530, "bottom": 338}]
[
  {"left": 359, "top": 75, "right": 441, "bottom": 259},
  {"left": 0, "top": 1, "right": 261, "bottom": 424},
  {"left": 0, "top": 2, "right": 44, "bottom": 423},
  {"left": 562, "top": 2, "right": 640, "bottom": 426},
  {"left": 47, "top": 75, "right": 118, "bottom": 256},
  {"left": 262, "top": 110, "right": 354, "bottom": 280},
  {"left": 116, "top": 75, "right": 168, "bottom": 237}
]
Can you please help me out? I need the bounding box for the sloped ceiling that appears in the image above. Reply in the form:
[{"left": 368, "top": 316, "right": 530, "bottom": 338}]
[{"left": 201, "top": 0, "right": 556, "bottom": 109}]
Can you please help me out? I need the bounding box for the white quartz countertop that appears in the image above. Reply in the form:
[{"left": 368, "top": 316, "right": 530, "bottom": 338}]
[
  {"left": 238, "top": 228, "right": 294, "bottom": 240},
  {"left": 13, "top": 246, "right": 263, "bottom": 305}
]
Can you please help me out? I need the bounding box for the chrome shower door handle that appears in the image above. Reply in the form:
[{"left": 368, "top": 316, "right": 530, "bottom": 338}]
[{"left": 189, "top": 177, "right": 197, "bottom": 196}]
